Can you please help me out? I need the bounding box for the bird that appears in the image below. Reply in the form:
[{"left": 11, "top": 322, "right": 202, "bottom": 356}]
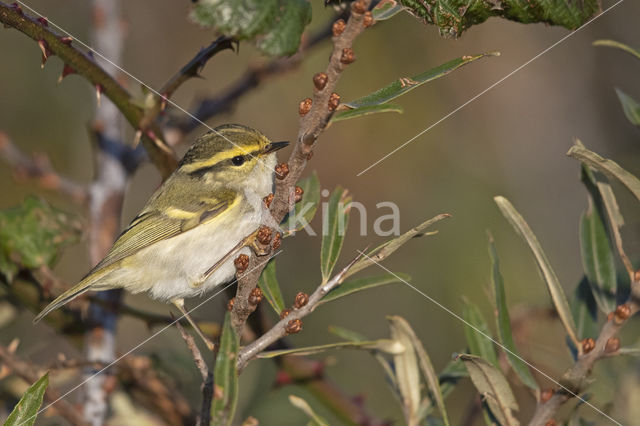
[{"left": 33, "top": 124, "right": 289, "bottom": 349}]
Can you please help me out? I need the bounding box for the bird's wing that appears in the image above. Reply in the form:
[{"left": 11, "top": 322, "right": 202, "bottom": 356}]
[{"left": 91, "top": 190, "right": 237, "bottom": 273}]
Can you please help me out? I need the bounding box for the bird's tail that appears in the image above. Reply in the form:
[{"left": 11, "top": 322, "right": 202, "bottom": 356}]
[{"left": 33, "top": 274, "right": 107, "bottom": 323}]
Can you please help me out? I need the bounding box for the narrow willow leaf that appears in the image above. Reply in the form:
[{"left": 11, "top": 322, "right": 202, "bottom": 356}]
[
  {"left": 328, "top": 325, "right": 368, "bottom": 342},
  {"left": 331, "top": 104, "right": 403, "bottom": 123},
  {"left": 593, "top": 39, "right": 640, "bottom": 60},
  {"left": 489, "top": 239, "right": 539, "bottom": 391},
  {"left": 345, "top": 214, "right": 451, "bottom": 278},
  {"left": 389, "top": 316, "right": 451, "bottom": 426},
  {"left": 258, "top": 339, "right": 403, "bottom": 358},
  {"left": 571, "top": 277, "right": 598, "bottom": 341},
  {"left": 258, "top": 259, "right": 285, "bottom": 314},
  {"left": 372, "top": 0, "right": 405, "bottom": 20},
  {"left": 494, "top": 196, "right": 579, "bottom": 346},
  {"left": 615, "top": 88, "right": 640, "bottom": 127},
  {"left": 458, "top": 354, "right": 520, "bottom": 426},
  {"left": 5, "top": 373, "right": 48, "bottom": 426},
  {"left": 289, "top": 395, "right": 329, "bottom": 426},
  {"left": 461, "top": 300, "right": 499, "bottom": 368},
  {"left": 567, "top": 141, "right": 640, "bottom": 202},
  {"left": 618, "top": 346, "right": 640, "bottom": 356},
  {"left": 211, "top": 313, "right": 239, "bottom": 426},
  {"left": 320, "top": 273, "right": 410, "bottom": 305},
  {"left": 388, "top": 316, "right": 422, "bottom": 424},
  {"left": 345, "top": 53, "right": 498, "bottom": 109},
  {"left": 320, "top": 187, "right": 351, "bottom": 282},
  {"left": 282, "top": 171, "right": 320, "bottom": 236}
]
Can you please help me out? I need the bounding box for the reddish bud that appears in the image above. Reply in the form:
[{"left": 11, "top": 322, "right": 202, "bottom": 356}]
[
  {"left": 275, "top": 370, "right": 292, "bottom": 386},
  {"left": 340, "top": 48, "right": 356, "bottom": 64},
  {"left": 634, "top": 269, "right": 640, "bottom": 283},
  {"left": 294, "top": 186, "right": 304, "bottom": 203},
  {"left": 307, "top": 151, "right": 314, "bottom": 161},
  {"left": 605, "top": 337, "right": 620, "bottom": 353},
  {"left": 545, "top": 420, "right": 557, "bottom": 426},
  {"left": 328, "top": 92, "right": 341, "bottom": 111},
  {"left": 363, "top": 11, "right": 374, "bottom": 27},
  {"left": 37, "top": 17, "right": 48, "bottom": 26},
  {"left": 227, "top": 297, "right": 235, "bottom": 311},
  {"left": 614, "top": 304, "right": 631, "bottom": 324},
  {"left": 540, "top": 388, "right": 553, "bottom": 403},
  {"left": 280, "top": 308, "right": 292, "bottom": 320},
  {"left": 332, "top": 19, "right": 346, "bottom": 37},
  {"left": 299, "top": 98, "right": 312, "bottom": 116},
  {"left": 249, "top": 287, "right": 263, "bottom": 306},
  {"left": 234, "top": 254, "right": 249, "bottom": 274},
  {"left": 285, "top": 318, "right": 303, "bottom": 334},
  {"left": 257, "top": 226, "right": 272, "bottom": 245},
  {"left": 294, "top": 292, "right": 309, "bottom": 309},
  {"left": 272, "top": 232, "right": 282, "bottom": 250},
  {"left": 581, "top": 338, "right": 595, "bottom": 354},
  {"left": 351, "top": 0, "right": 367, "bottom": 14},
  {"left": 263, "top": 193, "right": 274, "bottom": 208},
  {"left": 313, "top": 72, "right": 328, "bottom": 90},
  {"left": 275, "top": 163, "right": 289, "bottom": 180}
]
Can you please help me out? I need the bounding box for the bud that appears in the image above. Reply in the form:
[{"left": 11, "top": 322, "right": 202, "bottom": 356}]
[
  {"left": 614, "top": 304, "right": 631, "bottom": 325},
  {"left": 294, "top": 186, "right": 304, "bottom": 203},
  {"left": 263, "top": 193, "right": 274, "bottom": 208},
  {"left": 340, "top": 48, "right": 356, "bottom": 65},
  {"left": 257, "top": 226, "right": 272, "bottom": 245},
  {"left": 275, "top": 163, "right": 289, "bottom": 180},
  {"left": 299, "top": 98, "right": 312, "bottom": 116},
  {"left": 581, "top": 338, "right": 595, "bottom": 354},
  {"left": 249, "top": 287, "right": 263, "bottom": 306},
  {"left": 328, "top": 92, "right": 341, "bottom": 111},
  {"left": 234, "top": 254, "right": 249, "bottom": 274},
  {"left": 605, "top": 337, "right": 620, "bottom": 353},
  {"left": 227, "top": 297, "right": 235, "bottom": 311},
  {"left": 272, "top": 232, "right": 282, "bottom": 250},
  {"left": 280, "top": 308, "right": 292, "bottom": 319},
  {"left": 313, "top": 72, "right": 328, "bottom": 90},
  {"left": 294, "top": 292, "right": 309, "bottom": 309},
  {"left": 285, "top": 318, "right": 303, "bottom": 334},
  {"left": 332, "top": 19, "right": 346, "bottom": 37},
  {"left": 363, "top": 11, "right": 374, "bottom": 27},
  {"left": 351, "top": 0, "right": 367, "bottom": 14},
  {"left": 540, "top": 388, "right": 553, "bottom": 403}
]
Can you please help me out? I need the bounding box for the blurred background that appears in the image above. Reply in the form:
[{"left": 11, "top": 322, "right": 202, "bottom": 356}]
[{"left": 0, "top": 0, "right": 639, "bottom": 424}]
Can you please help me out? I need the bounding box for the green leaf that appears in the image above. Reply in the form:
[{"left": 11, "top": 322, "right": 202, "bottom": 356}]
[
  {"left": 372, "top": 1, "right": 406, "bottom": 20},
  {"left": 570, "top": 277, "right": 598, "bottom": 341},
  {"left": 320, "top": 187, "right": 351, "bottom": 282},
  {"left": 579, "top": 166, "right": 617, "bottom": 312},
  {"left": 457, "top": 354, "right": 520, "bottom": 426},
  {"left": 258, "top": 259, "right": 285, "bottom": 314},
  {"left": 388, "top": 316, "right": 451, "bottom": 426},
  {"left": 461, "top": 300, "right": 499, "bottom": 368},
  {"left": 190, "top": 0, "right": 312, "bottom": 57},
  {"left": 618, "top": 346, "right": 640, "bottom": 356},
  {"left": 5, "top": 372, "right": 48, "bottom": 426},
  {"left": 320, "top": 273, "right": 410, "bottom": 305},
  {"left": 593, "top": 39, "right": 640, "bottom": 60},
  {"left": 567, "top": 140, "right": 640, "bottom": 202},
  {"left": 345, "top": 53, "right": 498, "bottom": 109},
  {"left": 289, "top": 395, "right": 330, "bottom": 426},
  {"left": 489, "top": 238, "right": 539, "bottom": 391},
  {"left": 615, "top": 88, "right": 640, "bottom": 127},
  {"left": 400, "top": 0, "right": 600, "bottom": 37},
  {"left": 211, "top": 312, "right": 240, "bottom": 426},
  {"left": 328, "top": 325, "right": 368, "bottom": 342},
  {"left": 0, "top": 197, "right": 81, "bottom": 282},
  {"left": 282, "top": 171, "right": 320, "bottom": 236},
  {"left": 258, "top": 339, "right": 403, "bottom": 358},
  {"left": 330, "top": 104, "right": 403, "bottom": 123},
  {"left": 494, "top": 196, "right": 579, "bottom": 346},
  {"left": 346, "top": 213, "right": 450, "bottom": 279}
]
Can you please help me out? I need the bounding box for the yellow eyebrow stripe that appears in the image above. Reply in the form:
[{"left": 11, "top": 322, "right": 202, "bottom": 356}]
[{"left": 181, "top": 146, "right": 261, "bottom": 172}]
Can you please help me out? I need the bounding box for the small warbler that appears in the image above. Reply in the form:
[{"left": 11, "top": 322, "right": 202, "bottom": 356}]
[{"left": 33, "top": 124, "right": 288, "bottom": 348}]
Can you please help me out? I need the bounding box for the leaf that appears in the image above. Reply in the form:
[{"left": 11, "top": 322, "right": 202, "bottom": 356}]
[
  {"left": 593, "top": 39, "right": 640, "bottom": 60},
  {"left": 319, "top": 273, "right": 410, "bottom": 305},
  {"left": 615, "top": 88, "right": 640, "bottom": 127},
  {"left": 461, "top": 300, "right": 499, "bottom": 368},
  {"left": 579, "top": 166, "right": 617, "bottom": 312},
  {"left": 372, "top": 0, "right": 406, "bottom": 21},
  {"left": 330, "top": 104, "right": 403, "bottom": 123},
  {"left": 489, "top": 238, "right": 539, "bottom": 391},
  {"left": 190, "top": 0, "right": 312, "bottom": 57},
  {"left": 494, "top": 196, "right": 579, "bottom": 346},
  {"left": 5, "top": 373, "right": 48, "bottom": 426},
  {"left": 211, "top": 312, "right": 240, "bottom": 426},
  {"left": 258, "top": 339, "right": 403, "bottom": 358},
  {"left": 570, "top": 277, "right": 598, "bottom": 341},
  {"left": 567, "top": 141, "right": 640, "bottom": 202},
  {"left": 457, "top": 354, "right": 520, "bottom": 426},
  {"left": 258, "top": 259, "right": 285, "bottom": 314},
  {"left": 289, "top": 395, "right": 329, "bottom": 426},
  {"left": 345, "top": 213, "right": 450, "bottom": 278},
  {"left": 388, "top": 316, "right": 422, "bottom": 425},
  {"left": 282, "top": 171, "right": 320, "bottom": 236},
  {"left": 328, "top": 325, "right": 368, "bottom": 342},
  {"left": 345, "top": 53, "right": 498, "bottom": 109},
  {"left": 0, "top": 197, "right": 82, "bottom": 282},
  {"left": 388, "top": 316, "right": 451, "bottom": 426},
  {"left": 400, "top": 0, "right": 600, "bottom": 37},
  {"left": 320, "top": 187, "right": 351, "bottom": 282}
]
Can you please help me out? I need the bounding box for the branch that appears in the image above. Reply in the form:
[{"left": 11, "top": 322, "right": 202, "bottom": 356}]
[
  {"left": 0, "top": 1, "right": 177, "bottom": 177},
  {"left": 528, "top": 273, "right": 640, "bottom": 425},
  {"left": 231, "top": 0, "right": 373, "bottom": 335},
  {"left": 0, "top": 131, "right": 88, "bottom": 203},
  {"left": 0, "top": 344, "right": 87, "bottom": 425}
]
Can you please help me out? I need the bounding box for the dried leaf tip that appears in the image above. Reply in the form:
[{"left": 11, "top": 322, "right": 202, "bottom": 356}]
[
  {"left": 285, "top": 318, "right": 303, "bottom": 334},
  {"left": 299, "top": 98, "right": 312, "bottom": 116},
  {"left": 340, "top": 48, "right": 356, "bottom": 65},
  {"left": 313, "top": 72, "right": 328, "bottom": 90},
  {"left": 332, "top": 19, "right": 346, "bottom": 37}
]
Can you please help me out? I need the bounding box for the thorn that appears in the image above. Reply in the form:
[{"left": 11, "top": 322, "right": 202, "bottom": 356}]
[
  {"left": 57, "top": 64, "right": 76, "bottom": 83},
  {"left": 38, "top": 39, "right": 52, "bottom": 68},
  {"left": 60, "top": 36, "right": 73, "bottom": 46},
  {"left": 37, "top": 17, "right": 48, "bottom": 26},
  {"left": 95, "top": 84, "right": 103, "bottom": 107},
  {"left": 10, "top": 3, "right": 23, "bottom": 15},
  {"left": 351, "top": 0, "right": 367, "bottom": 14}
]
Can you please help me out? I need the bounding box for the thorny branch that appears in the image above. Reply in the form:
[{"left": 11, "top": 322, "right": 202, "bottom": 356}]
[
  {"left": 230, "top": 0, "right": 373, "bottom": 335},
  {"left": 528, "top": 273, "right": 640, "bottom": 426}
]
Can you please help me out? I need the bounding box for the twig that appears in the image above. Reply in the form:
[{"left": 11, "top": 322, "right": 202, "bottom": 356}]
[
  {"left": 0, "top": 1, "right": 177, "bottom": 177},
  {"left": 231, "top": 0, "right": 372, "bottom": 336},
  {"left": 528, "top": 275, "right": 640, "bottom": 425},
  {"left": 175, "top": 319, "right": 209, "bottom": 381},
  {"left": 0, "top": 131, "right": 88, "bottom": 203},
  {"left": 0, "top": 344, "right": 88, "bottom": 425}
]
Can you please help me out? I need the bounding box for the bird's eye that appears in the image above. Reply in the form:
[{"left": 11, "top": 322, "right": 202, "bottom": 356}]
[{"left": 231, "top": 156, "right": 245, "bottom": 166}]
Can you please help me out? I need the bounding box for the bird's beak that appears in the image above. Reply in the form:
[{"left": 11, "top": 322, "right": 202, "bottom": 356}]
[{"left": 262, "top": 141, "right": 289, "bottom": 154}]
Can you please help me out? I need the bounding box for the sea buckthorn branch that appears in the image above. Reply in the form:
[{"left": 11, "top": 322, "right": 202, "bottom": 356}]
[{"left": 528, "top": 272, "right": 640, "bottom": 426}]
